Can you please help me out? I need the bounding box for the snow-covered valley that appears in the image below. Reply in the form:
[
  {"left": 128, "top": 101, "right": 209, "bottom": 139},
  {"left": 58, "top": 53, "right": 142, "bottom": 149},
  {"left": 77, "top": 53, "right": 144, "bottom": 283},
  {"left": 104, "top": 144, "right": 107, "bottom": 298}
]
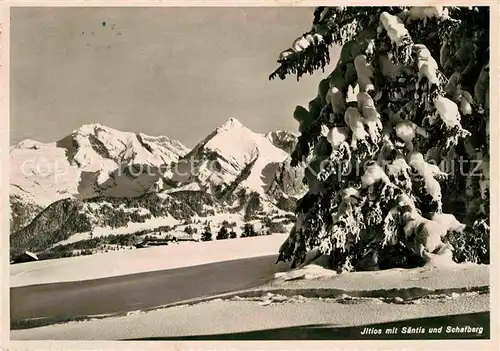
[{"left": 9, "top": 118, "right": 304, "bottom": 260}]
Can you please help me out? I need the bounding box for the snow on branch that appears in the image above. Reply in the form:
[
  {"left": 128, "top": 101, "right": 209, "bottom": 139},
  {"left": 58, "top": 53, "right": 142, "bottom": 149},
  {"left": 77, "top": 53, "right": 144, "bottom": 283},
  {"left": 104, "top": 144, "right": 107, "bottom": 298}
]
[
  {"left": 413, "top": 44, "right": 440, "bottom": 88},
  {"left": 269, "top": 6, "right": 383, "bottom": 81},
  {"left": 275, "top": 7, "right": 489, "bottom": 270},
  {"left": 357, "top": 92, "right": 382, "bottom": 144},
  {"left": 269, "top": 32, "right": 331, "bottom": 81},
  {"left": 378, "top": 12, "right": 413, "bottom": 66}
]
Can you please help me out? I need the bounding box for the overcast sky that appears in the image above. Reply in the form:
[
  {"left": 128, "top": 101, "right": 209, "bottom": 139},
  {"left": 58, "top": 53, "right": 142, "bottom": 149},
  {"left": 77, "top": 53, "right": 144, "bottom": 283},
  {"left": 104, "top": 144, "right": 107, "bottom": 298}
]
[{"left": 10, "top": 7, "right": 339, "bottom": 147}]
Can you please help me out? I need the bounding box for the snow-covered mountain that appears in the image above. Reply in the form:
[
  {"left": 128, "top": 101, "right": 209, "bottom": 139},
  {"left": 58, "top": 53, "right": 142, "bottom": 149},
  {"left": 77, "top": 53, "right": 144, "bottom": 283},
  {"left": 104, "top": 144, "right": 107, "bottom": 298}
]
[
  {"left": 9, "top": 118, "right": 303, "bottom": 254},
  {"left": 171, "top": 118, "right": 294, "bottom": 199},
  {"left": 10, "top": 124, "right": 188, "bottom": 232},
  {"left": 10, "top": 123, "right": 188, "bottom": 204}
]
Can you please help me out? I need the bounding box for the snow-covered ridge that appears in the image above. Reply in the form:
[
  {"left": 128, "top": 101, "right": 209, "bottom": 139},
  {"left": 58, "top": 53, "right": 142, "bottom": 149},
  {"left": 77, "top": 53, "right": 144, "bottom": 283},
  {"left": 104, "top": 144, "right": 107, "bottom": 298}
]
[
  {"left": 171, "top": 118, "right": 291, "bottom": 196},
  {"left": 62, "top": 123, "right": 189, "bottom": 167},
  {"left": 10, "top": 123, "right": 189, "bottom": 209},
  {"left": 10, "top": 119, "right": 304, "bottom": 244}
]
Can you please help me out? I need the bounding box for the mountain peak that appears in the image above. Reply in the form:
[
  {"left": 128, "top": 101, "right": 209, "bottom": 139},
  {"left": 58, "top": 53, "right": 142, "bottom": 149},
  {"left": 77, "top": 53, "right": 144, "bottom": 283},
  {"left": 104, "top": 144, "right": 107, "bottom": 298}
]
[
  {"left": 11, "top": 139, "right": 44, "bottom": 150},
  {"left": 172, "top": 116, "right": 290, "bottom": 195},
  {"left": 217, "top": 118, "right": 246, "bottom": 131},
  {"left": 10, "top": 122, "right": 189, "bottom": 208},
  {"left": 72, "top": 123, "right": 115, "bottom": 136}
]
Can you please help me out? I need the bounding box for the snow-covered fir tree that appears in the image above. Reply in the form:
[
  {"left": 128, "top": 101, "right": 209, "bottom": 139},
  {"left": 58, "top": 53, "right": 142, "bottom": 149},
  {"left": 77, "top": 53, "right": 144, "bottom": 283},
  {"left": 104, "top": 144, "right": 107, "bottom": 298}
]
[
  {"left": 201, "top": 225, "right": 213, "bottom": 242},
  {"left": 270, "top": 6, "right": 490, "bottom": 271},
  {"left": 216, "top": 226, "right": 230, "bottom": 240}
]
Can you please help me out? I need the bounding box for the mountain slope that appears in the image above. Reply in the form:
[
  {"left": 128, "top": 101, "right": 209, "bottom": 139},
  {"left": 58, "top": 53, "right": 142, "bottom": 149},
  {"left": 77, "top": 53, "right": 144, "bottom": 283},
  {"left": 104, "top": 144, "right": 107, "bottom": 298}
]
[
  {"left": 10, "top": 190, "right": 217, "bottom": 255},
  {"left": 10, "top": 119, "right": 304, "bottom": 254},
  {"left": 171, "top": 118, "right": 291, "bottom": 200},
  {"left": 10, "top": 124, "right": 189, "bottom": 229},
  {"left": 9, "top": 193, "right": 44, "bottom": 233}
]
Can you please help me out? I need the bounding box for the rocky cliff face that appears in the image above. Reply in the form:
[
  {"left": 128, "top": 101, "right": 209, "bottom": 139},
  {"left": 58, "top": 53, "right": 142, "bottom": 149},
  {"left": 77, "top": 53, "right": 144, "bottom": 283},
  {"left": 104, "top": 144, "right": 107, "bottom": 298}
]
[
  {"left": 265, "top": 158, "right": 307, "bottom": 212},
  {"left": 265, "top": 130, "right": 298, "bottom": 154}
]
